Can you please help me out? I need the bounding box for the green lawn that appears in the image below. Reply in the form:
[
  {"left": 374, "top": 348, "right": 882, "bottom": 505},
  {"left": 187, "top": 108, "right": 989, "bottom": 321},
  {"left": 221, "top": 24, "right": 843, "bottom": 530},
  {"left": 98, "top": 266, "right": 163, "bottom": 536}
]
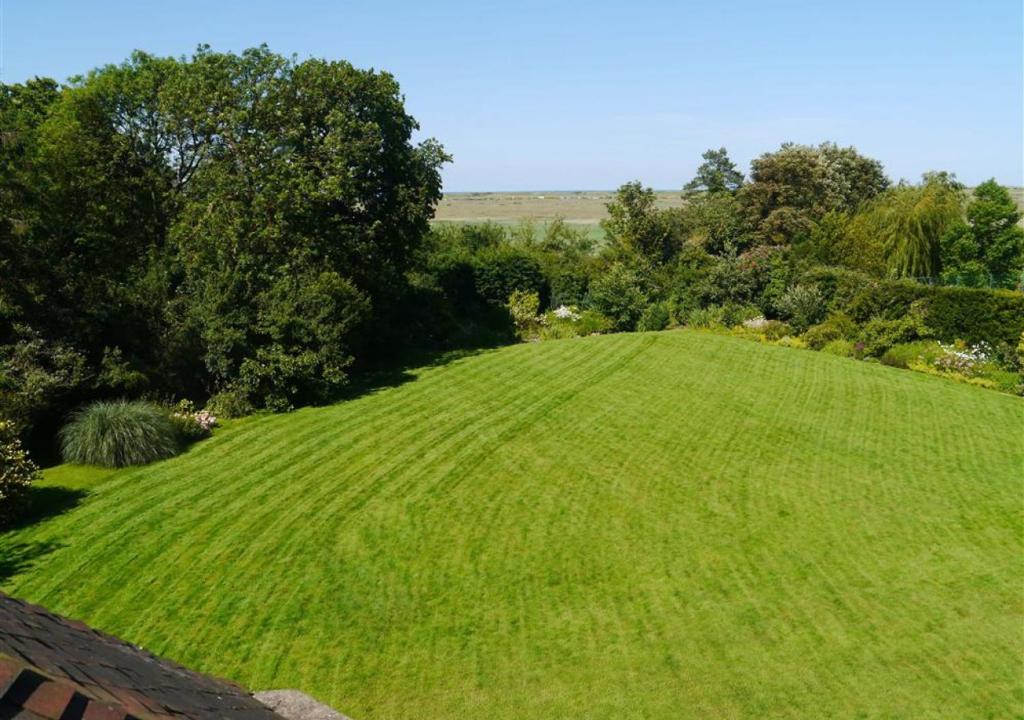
[{"left": 2, "top": 331, "right": 1022, "bottom": 719}]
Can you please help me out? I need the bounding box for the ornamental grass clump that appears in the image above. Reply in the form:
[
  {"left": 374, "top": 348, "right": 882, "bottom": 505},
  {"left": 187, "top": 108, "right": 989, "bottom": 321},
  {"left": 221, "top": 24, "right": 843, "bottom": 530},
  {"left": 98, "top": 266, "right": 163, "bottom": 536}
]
[{"left": 60, "top": 400, "right": 180, "bottom": 468}]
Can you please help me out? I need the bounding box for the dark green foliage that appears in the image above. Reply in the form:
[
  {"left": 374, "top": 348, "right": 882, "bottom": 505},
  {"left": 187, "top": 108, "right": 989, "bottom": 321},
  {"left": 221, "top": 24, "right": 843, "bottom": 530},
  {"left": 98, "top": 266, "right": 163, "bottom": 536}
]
[
  {"left": 0, "top": 326, "right": 91, "bottom": 436},
  {"left": 1, "top": 45, "right": 448, "bottom": 423},
  {"left": 676, "top": 192, "right": 751, "bottom": 255},
  {"left": 637, "top": 303, "right": 671, "bottom": 332},
  {"left": 856, "top": 303, "right": 932, "bottom": 358},
  {"left": 550, "top": 271, "right": 590, "bottom": 308},
  {"left": 473, "top": 249, "right": 546, "bottom": 306},
  {"left": 602, "top": 182, "right": 679, "bottom": 264},
  {"left": 204, "top": 389, "right": 255, "bottom": 420},
  {"left": 60, "top": 400, "right": 180, "bottom": 467},
  {"left": 588, "top": 263, "right": 650, "bottom": 331},
  {"left": 940, "top": 179, "right": 1024, "bottom": 287},
  {"left": 803, "top": 313, "right": 858, "bottom": 351},
  {"left": 684, "top": 147, "right": 744, "bottom": 195},
  {"left": 739, "top": 142, "right": 888, "bottom": 244},
  {"left": 845, "top": 281, "right": 1024, "bottom": 346},
  {"left": 0, "top": 419, "right": 38, "bottom": 526}
]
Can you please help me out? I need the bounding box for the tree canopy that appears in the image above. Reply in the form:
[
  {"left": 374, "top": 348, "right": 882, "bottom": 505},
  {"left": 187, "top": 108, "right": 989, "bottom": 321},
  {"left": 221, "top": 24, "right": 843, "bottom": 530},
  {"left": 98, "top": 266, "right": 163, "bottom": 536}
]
[{"left": 1, "top": 45, "right": 448, "bottom": 441}]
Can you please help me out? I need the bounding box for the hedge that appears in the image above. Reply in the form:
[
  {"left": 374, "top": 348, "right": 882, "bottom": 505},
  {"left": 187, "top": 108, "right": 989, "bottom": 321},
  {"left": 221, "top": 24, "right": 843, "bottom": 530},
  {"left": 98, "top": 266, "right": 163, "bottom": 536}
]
[{"left": 844, "top": 281, "right": 1024, "bottom": 346}]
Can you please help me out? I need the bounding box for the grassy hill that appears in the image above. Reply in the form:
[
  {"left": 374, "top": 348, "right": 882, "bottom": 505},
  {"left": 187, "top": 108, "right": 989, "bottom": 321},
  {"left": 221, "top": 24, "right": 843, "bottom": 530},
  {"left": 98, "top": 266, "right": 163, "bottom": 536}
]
[{"left": 2, "top": 331, "right": 1022, "bottom": 719}]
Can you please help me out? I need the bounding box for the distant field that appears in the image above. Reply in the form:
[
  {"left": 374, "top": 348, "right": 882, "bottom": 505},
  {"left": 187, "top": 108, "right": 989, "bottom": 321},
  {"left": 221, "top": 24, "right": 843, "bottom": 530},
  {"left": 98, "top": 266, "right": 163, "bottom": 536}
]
[
  {"left": 434, "top": 188, "right": 1024, "bottom": 237},
  {"left": 433, "top": 190, "right": 684, "bottom": 241},
  {"left": 3, "top": 331, "right": 1021, "bottom": 719}
]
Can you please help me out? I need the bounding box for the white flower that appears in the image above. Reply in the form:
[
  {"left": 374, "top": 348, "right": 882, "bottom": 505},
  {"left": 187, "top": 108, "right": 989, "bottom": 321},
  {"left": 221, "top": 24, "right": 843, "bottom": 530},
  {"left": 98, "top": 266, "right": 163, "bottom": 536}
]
[{"left": 553, "top": 305, "right": 581, "bottom": 321}]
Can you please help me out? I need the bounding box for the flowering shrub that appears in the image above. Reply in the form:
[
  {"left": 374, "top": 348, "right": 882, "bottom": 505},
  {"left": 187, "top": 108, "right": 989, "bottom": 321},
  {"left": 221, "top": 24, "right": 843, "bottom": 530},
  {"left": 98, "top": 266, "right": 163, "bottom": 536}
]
[
  {"left": 538, "top": 307, "right": 611, "bottom": 340},
  {"left": 1, "top": 420, "right": 38, "bottom": 527},
  {"left": 552, "top": 305, "right": 581, "bottom": 321},
  {"left": 170, "top": 399, "right": 218, "bottom": 443},
  {"left": 933, "top": 341, "right": 991, "bottom": 377}
]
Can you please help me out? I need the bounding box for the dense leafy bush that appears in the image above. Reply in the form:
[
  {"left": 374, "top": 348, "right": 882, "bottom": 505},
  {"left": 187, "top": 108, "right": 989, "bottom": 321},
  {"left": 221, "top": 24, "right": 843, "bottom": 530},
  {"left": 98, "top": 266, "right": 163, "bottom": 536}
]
[
  {"left": 856, "top": 302, "right": 932, "bottom": 357},
  {"left": 820, "top": 339, "right": 856, "bottom": 357},
  {"left": 0, "top": 419, "right": 38, "bottom": 526},
  {"left": 60, "top": 400, "right": 180, "bottom": 467},
  {"left": 474, "top": 249, "right": 546, "bottom": 306},
  {"left": 204, "top": 388, "right": 255, "bottom": 419},
  {"left": 879, "top": 341, "right": 944, "bottom": 369},
  {"left": 686, "top": 306, "right": 727, "bottom": 329},
  {"left": 588, "top": 263, "right": 649, "bottom": 331},
  {"left": 940, "top": 179, "right": 1024, "bottom": 287},
  {"left": 845, "top": 281, "right": 1024, "bottom": 346},
  {"left": 776, "top": 284, "right": 827, "bottom": 331},
  {"left": 506, "top": 290, "right": 541, "bottom": 340},
  {"left": 637, "top": 303, "right": 671, "bottom": 332},
  {"left": 803, "top": 313, "right": 858, "bottom": 350}
]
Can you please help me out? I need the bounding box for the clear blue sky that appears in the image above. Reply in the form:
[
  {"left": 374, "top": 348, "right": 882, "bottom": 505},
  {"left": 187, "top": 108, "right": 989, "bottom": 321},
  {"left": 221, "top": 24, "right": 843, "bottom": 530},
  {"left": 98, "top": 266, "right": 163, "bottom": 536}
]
[{"left": 5, "top": 0, "right": 1022, "bottom": 190}]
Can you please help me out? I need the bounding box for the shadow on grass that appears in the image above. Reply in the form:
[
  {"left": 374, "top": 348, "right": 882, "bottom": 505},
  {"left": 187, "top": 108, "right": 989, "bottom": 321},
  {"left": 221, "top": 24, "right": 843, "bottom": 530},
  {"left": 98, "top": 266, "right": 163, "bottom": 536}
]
[
  {"left": 337, "top": 345, "right": 501, "bottom": 403},
  {"left": 0, "top": 539, "right": 65, "bottom": 585},
  {"left": 3, "top": 486, "right": 89, "bottom": 533}
]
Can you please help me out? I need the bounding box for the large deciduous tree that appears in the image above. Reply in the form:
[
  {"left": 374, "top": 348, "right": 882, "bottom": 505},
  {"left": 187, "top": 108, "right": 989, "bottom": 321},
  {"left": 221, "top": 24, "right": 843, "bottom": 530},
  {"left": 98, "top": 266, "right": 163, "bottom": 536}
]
[
  {"left": 872, "top": 173, "right": 965, "bottom": 280},
  {"left": 1, "top": 45, "right": 449, "bottom": 433},
  {"left": 739, "top": 142, "right": 889, "bottom": 244},
  {"left": 940, "top": 179, "right": 1024, "bottom": 287}
]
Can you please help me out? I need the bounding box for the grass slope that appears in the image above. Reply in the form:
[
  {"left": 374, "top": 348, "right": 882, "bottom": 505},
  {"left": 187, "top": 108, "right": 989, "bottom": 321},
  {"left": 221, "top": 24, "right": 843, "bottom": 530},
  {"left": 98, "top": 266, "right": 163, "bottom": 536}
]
[{"left": 2, "top": 331, "right": 1022, "bottom": 719}]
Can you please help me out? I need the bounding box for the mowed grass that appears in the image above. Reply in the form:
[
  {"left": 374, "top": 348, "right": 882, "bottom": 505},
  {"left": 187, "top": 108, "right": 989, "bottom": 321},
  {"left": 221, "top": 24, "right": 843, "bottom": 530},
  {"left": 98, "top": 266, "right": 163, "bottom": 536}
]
[{"left": 2, "top": 331, "right": 1022, "bottom": 719}]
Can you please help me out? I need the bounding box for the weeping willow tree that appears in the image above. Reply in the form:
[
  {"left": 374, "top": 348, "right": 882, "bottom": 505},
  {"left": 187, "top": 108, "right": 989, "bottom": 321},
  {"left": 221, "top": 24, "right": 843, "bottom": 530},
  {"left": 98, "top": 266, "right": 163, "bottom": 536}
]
[{"left": 871, "top": 173, "right": 965, "bottom": 279}]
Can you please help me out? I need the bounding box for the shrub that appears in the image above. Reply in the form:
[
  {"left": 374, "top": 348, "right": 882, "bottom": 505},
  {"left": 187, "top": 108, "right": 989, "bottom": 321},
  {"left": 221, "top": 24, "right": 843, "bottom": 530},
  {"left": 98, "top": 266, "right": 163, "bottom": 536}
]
[
  {"left": 932, "top": 341, "right": 992, "bottom": 377},
  {"left": 587, "top": 263, "right": 649, "bottom": 331},
  {"left": 803, "top": 313, "right": 859, "bottom": 350},
  {"left": 721, "top": 303, "right": 763, "bottom": 327},
  {"left": 821, "top": 339, "right": 856, "bottom": 357},
  {"left": 776, "top": 284, "right": 827, "bottom": 332},
  {"left": 687, "top": 306, "right": 726, "bottom": 329},
  {"left": 549, "top": 271, "right": 589, "bottom": 308},
  {"left": 1, "top": 420, "right": 38, "bottom": 527},
  {"left": 60, "top": 400, "right": 180, "bottom": 468},
  {"left": 637, "top": 303, "right": 670, "bottom": 332},
  {"left": 741, "top": 316, "right": 795, "bottom": 341},
  {"left": 879, "top": 341, "right": 943, "bottom": 369},
  {"left": 857, "top": 302, "right": 932, "bottom": 357},
  {"left": 538, "top": 308, "right": 611, "bottom": 340},
  {"left": 205, "top": 388, "right": 254, "bottom": 419},
  {"left": 506, "top": 290, "right": 541, "bottom": 340},
  {"left": 474, "top": 249, "right": 546, "bottom": 306},
  {"left": 168, "top": 400, "right": 218, "bottom": 443},
  {"left": 773, "top": 335, "right": 807, "bottom": 349},
  {"left": 845, "top": 280, "right": 1024, "bottom": 346}
]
